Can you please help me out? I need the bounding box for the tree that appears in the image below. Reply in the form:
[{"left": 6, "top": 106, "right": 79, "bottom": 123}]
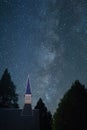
[
  {"left": 53, "top": 80, "right": 87, "bottom": 130},
  {"left": 35, "top": 98, "right": 52, "bottom": 130},
  {"left": 0, "top": 69, "right": 19, "bottom": 108}
]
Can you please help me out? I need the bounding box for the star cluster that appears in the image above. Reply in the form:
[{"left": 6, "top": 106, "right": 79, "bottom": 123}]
[{"left": 0, "top": 0, "right": 87, "bottom": 113}]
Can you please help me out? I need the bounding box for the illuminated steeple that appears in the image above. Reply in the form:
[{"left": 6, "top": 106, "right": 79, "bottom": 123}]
[
  {"left": 25, "top": 76, "right": 32, "bottom": 104},
  {"left": 25, "top": 76, "right": 31, "bottom": 94},
  {"left": 22, "top": 76, "right": 32, "bottom": 116}
]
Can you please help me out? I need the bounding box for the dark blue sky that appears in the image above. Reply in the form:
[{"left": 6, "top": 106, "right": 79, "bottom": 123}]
[{"left": 0, "top": 0, "right": 87, "bottom": 113}]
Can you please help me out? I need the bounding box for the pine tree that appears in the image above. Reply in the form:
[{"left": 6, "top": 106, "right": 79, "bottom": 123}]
[
  {"left": 0, "top": 69, "right": 19, "bottom": 108},
  {"left": 53, "top": 80, "right": 87, "bottom": 130},
  {"left": 35, "top": 98, "right": 52, "bottom": 130}
]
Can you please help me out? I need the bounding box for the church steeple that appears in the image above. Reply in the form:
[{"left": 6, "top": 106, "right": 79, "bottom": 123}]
[
  {"left": 25, "top": 76, "right": 31, "bottom": 94},
  {"left": 25, "top": 76, "right": 32, "bottom": 104},
  {"left": 22, "top": 76, "right": 32, "bottom": 116}
]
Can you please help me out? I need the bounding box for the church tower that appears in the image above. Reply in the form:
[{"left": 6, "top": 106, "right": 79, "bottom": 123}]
[
  {"left": 22, "top": 76, "right": 32, "bottom": 116},
  {"left": 25, "top": 76, "right": 32, "bottom": 104}
]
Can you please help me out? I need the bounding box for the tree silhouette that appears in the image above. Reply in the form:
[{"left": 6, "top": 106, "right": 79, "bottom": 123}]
[
  {"left": 0, "top": 69, "right": 19, "bottom": 108},
  {"left": 53, "top": 80, "right": 87, "bottom": 130},
  {"left": 35, "top": 98, "right": 52, "bottom": 130}
]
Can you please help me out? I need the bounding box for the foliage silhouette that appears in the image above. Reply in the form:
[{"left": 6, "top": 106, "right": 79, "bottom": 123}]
[
  {"left": 53, "top": 80, "right": 87, "bottom": 130},
  {"left": 35, "top": 98, "right": 52, "bottom": 130},
  {"left": 0, "top": 69, "right": 19, "bottom": 108}
]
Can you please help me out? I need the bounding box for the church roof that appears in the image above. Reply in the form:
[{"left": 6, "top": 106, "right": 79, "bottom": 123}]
[
  {"left": 0, "top": 108, "right": 39, "bottom": 130},
  {"left": 25, "top": 76, "right": 31, "bottom": 94}
]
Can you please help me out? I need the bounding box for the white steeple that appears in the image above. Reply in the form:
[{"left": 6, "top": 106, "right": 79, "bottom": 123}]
[
  {"left": 25, "top": 76, "right": 32, "bottom": 104},
  {"left": 22, "top": 76, "right": 32, "bottom": 116}
]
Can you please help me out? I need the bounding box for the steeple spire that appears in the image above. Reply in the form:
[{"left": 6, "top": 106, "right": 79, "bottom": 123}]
[
  {"left": 22, "top": 75, "right": 32, "bottom": 116},
  {"left": 25, "top": 76, "right": 31, "bottom": 94},
  {"left": 24, "top": 75, "right": 32, "bottom": 104}
]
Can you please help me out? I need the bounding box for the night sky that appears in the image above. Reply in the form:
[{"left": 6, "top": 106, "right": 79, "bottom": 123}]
[{"left": 0, "top": 0, "right": 87, "bottom": 113}]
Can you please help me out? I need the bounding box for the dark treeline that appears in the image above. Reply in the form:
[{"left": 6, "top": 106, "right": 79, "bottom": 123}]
[
  {"left": 0, "top": 69, "right": 19, "bottom": 108},
  {"left": 53, "top": 80, "right": 87, "bottom": 130},
  {"left": 35, "top": 98, "right": 52, "bottom": 130},
  {"left": 0, "top": 69, "right": 87, "bottom": 130}
]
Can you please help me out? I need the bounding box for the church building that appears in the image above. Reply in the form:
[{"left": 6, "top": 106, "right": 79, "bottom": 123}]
[{"left": 0, "top": 76, "right": 40, "bottom": 130}]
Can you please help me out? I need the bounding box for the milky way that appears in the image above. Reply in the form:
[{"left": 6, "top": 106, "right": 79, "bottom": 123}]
[{"left": 0, "top": 0, "right": 87, "bottom": 113}]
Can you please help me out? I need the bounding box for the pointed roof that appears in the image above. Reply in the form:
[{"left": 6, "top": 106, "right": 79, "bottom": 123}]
[{"left": 25, "top": 76, "right": 31, "bottom": 94}]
